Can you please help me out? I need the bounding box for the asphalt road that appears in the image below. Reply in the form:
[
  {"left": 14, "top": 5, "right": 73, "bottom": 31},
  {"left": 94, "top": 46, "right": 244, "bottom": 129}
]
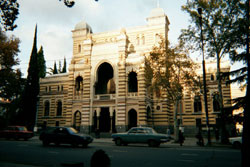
[{"left": 0, "top": 137, "right": 241, "bottom": 167}]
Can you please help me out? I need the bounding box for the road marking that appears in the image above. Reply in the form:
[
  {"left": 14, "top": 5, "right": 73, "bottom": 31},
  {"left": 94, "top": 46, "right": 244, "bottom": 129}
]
[
  {"left": 18, "top": 144, "right": 28, "bottom": 147},
  {"left": 181, "top": 153, "right": 198, "bottom": 156},
  {"left": 178, "top": 159, "right": 195, "bottom": 163},
  {"left": 48, "top": 151, "right": 59, "bottom": 154},
  {"left": 113, "top": 150, "right": 127, "bottom": 153}
]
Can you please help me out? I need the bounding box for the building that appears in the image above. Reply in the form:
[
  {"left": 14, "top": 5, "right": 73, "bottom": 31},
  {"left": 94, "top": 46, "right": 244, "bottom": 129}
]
[{"left": 37, "top": 7, "right": 231, "bottom": 136}]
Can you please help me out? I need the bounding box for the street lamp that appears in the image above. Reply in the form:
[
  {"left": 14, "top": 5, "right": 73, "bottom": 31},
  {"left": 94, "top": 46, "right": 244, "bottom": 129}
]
[{"left": 198, "top": 7, "right": 211, "bottom": 145}]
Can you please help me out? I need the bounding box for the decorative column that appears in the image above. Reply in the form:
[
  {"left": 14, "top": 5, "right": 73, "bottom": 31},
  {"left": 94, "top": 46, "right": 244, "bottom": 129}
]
[
  {"left": 96, "top": 108, "right": 101, "bottom": 130},
  {"left": 116, "top": 28, "right": 128, "bottom": 132}
]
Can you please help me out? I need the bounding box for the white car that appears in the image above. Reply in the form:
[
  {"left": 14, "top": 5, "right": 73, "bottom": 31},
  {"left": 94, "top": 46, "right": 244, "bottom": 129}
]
[{"left": 228, "top": 136, "right": 242, "bottom": 148}]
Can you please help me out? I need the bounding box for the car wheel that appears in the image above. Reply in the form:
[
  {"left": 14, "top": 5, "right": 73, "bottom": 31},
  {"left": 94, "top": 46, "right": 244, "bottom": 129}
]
[
  {"left": 115, "top": 138, "right": 122, "bottom": 146},
  {"left": 82, "top": 143, "right": 88, "bottom": 148},
  {"left": 148, "top": 140, "right": 159, "bottom": 147},
  {"left": 71, "top": 143, "right": 78, "bottom": 147},
  {"left": 55, "top": 142, "right": 60, "bottom": 146},
  {"left": 233, "top": 141, "right": 241, "bottom": 149},
  {"left": 43, "top": 140, "right": 49, "bottom": 146}
]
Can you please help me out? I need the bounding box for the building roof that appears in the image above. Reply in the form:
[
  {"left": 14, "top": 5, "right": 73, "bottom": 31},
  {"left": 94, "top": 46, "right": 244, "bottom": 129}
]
[
  {"left": 148, "top": 7, "right": 166, "bottom": 18},
  {"left": 74, "top": 20, "right": 92, "bottom": 32}
]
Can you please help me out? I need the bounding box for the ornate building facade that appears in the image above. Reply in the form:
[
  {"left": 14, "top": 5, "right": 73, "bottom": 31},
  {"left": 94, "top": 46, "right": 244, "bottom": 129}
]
[{"left": 37, "top": 7, "right": 231, "bottom": 136}]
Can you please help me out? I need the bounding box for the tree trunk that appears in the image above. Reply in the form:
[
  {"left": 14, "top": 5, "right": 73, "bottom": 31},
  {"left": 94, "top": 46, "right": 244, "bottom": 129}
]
[
  {"left": 174, "top": 99, "right": 179, "bottom": 142},
  {"left": 217, "top": 56, "right": 228, "bottom": 144}
]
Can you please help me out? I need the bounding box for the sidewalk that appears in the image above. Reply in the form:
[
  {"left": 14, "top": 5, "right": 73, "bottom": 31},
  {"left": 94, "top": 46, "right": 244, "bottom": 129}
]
[
  {"left": 31, "top": 136, "right": 230, "bottom": 148},
  {"left": 93, "top": 137, "right": 230, "bottom": 148}
]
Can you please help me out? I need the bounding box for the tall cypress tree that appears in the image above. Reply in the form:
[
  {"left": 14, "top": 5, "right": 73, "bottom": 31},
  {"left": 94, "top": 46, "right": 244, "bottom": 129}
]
[
  {"left": 53, "top": 61, "right": 58, "bottom": 74},
  {"left": 62, "top": 57, "right": 67, "bottom": 73},
  {"left": 20, "top": 25, "right": 39, "bottom": 130},
  {"left": 37, "top": 46, "right": 46, "bottom": 78}
]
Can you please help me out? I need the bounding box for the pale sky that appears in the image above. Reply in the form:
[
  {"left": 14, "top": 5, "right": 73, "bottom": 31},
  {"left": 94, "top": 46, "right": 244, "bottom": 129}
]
[{"left": 6, "top": 0, "right": 245, "bottom": 98}]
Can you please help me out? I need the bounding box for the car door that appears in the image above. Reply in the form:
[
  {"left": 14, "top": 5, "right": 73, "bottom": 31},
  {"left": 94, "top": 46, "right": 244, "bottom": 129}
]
[
  {"left": 125, "top": 128, "right": 138, "bottom": 143},
  {"left": 56, "top": 128, "right": 71, "bottom": 144},
  {"left": 134, "top": 128, "right": 147, "bottom": 143}
]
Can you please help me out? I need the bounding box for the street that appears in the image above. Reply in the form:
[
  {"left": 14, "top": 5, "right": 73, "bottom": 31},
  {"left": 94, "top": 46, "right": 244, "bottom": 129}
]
[{"left": 0, "top": 137, "right": 241, "bottom": 167}]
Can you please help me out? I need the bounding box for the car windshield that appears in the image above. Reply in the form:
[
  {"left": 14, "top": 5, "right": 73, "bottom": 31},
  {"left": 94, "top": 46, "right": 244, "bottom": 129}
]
[
  {"left": 145, "top": 128, "right": 157, "bottom": 134},
  {"left": 67, "top": 128, "right": 78, "bottom": 134},
  {"left": 18, "top": 127, "right": 27, "bottom": 131}
]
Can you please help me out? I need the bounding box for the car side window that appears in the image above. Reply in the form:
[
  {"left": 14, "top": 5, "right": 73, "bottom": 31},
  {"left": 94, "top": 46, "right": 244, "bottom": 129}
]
[{"left": 129, "top": 129, "right": 137, "bottom": 133}]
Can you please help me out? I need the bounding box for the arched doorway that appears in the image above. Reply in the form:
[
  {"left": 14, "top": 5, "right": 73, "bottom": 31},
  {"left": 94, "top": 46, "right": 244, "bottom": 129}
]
[
  {"left": 128, "top": 109, "right": 137, "bottom": 130},
  {"left": 99, "top": 108, "right": 110, "bottom": 132},
  {"left": 95, "top": 62, "right": 114, "bottom": 94},
  {"left": 73, "top": 110, "right": 81, "bottom": 131}
]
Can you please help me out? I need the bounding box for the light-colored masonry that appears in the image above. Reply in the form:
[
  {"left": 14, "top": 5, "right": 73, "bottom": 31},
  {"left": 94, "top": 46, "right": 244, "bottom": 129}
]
[{"left": 37, "top": 7, "right": 231, "bottom": 136}]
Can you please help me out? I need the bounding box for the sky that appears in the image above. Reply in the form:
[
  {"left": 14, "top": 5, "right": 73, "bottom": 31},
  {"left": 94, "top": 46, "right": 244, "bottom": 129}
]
[{"left": 6, "top": 0, "right": 245, "bottom": 98}]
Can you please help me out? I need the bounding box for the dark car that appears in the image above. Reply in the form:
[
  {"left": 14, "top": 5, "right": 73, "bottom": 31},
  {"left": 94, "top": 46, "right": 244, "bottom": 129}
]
[
  {"left": 0, "top": 126, "right": 34, "bottom": 140},
  {"left": 39, "top": 127, "right": 93, "bottom": 148},
  {"left": 111, "top": 127, "right": 171, "bottom": 147}
]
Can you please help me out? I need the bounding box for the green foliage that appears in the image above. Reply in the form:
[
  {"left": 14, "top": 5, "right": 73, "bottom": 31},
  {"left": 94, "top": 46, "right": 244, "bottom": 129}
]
[
  {"left": 145, "top": 38, "right": 198, "bottom": 102},
  {"left": 59, "top": 0, "right": 75, "bottom": 7},
  {"left": 62, "top": 57, "right": 67, "bottom": 73},
  {"left": 0, "top": 0, "right": 19, "bottom": 31},
  {"left": 0, "top": 29, "right": 21, "bottom": 100},
  {"left": 180, "top": 0, "right": 245, "bottom": 59},
  {"left": 53, "top": 61, "right": 58, "bottom": 74},
  {"left": 20, "top": 25, "right": 40, "bottom": 130},
  {"left": 37, "top": 46, "right": 46, "bottom": 78}
]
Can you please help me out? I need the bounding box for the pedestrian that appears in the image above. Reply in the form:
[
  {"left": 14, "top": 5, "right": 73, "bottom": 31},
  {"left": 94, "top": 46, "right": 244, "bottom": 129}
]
[
  {"left": 215, "top": 128, "right": 219, "bottom": 142},
  {"left": 178, "top": 130, "right": 185, "bottom": 146},
  {"left": 90, "top": 149, "right": 111, "bottom": 167},
  {"left": 195, "top": 131, "right": 204, "bottom": 146}
]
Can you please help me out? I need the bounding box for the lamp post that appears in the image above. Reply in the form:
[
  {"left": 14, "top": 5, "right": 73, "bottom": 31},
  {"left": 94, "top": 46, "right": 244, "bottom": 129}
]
[{"left": 198, "top": 7, "right": 211, "bottom": 145}]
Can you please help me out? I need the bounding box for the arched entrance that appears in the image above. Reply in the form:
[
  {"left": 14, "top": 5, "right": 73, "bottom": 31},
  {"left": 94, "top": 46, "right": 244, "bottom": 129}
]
[
  {"left": 95, "top": 62, "right": 114, "bottom": 94},
  {"left": 73, "top": 110, "right": 81, "bottom": 131},
  {"left": 99, "top": 108, "right": 110, "bottom": 132},
  {"left": 128, "top": 109, "right": 137, "bottom": 130}
]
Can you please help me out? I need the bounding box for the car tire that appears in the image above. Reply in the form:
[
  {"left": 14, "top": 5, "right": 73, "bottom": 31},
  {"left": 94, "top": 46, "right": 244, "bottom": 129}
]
[
  {"left": 148, "top": 140, "right": 159, "bottom": 147},
  {"left": 55, "top": 142, "right": 60, "bottom": 146},
  {"left": 115, "top": 138, "right": 122, "bottom": 146},
  {"left": 233, "top": 141, "right": 241, "bottom": 149},
  {"left": 82, "top": 143, "right": 88, "bottom": 148},
  {"left": 71, "top": 143, "right": 78, "bottom": 147},
  {"left": 43, "top": 140, "right": 49, "bottom": 146}
]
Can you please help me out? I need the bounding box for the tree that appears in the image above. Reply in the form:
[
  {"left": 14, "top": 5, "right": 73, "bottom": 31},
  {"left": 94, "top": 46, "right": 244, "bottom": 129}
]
[
  {"left": 179, "top": 0, "right": 246, "bottom": 144},
  {"left": 62, "top": 57, "right": 67, "bottom": 73},
  {"left": 0, "top": 29, "right": 24, "bottom": 128},
  {"left": 53, "top": 61, "right": 58, "bottom": 74},
  {"left": 221, "top": 1, "right": 249, "bottom": 166},
  {"left": 0, "top": 0, "right": 19, "bottom": 31},
  {"left": 145, "top": 38, "right": 198, "bottom": 140},
  {"left": 19, "top": 25, "right": 39, "bottom": 130},
  {"left": 37, "top": 46, "right": 46, "bottom": 78},
  {"left": 0, "top": 0, "right": 77, "bottom": 31},
  {"left": 0, "top": 29, "right": 20, "bottom": 100}
]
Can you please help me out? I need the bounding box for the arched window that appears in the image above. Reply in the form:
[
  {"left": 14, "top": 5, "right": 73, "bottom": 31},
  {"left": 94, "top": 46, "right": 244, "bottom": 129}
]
[
  {"left": 194, "top": 95, "right": 202, "bottom": 113},
  {"left": 44, "top": 101, "right": 50, "bottom": 116},
  {"left": 147, "top": 106, "right": 152, "bottom": 119},
  {"left": 213, "top": 93, "right": 220, "bottom": 112},
  {"left": 128, "top": 71, "right": 138, "bottom": 92},
  {"left": 141, "top": 35, "right": 145, "bottom": 45},
  {"left": 78, "top": 44, "right": 81, "bottom": 53},
  {"left": 136, "top": 36, "right": 140, "bottom": 45},
  {"left": 56, "top": 100, "right": 62, "bottom": 116},
  {"left": 155, "top": 33, "right": 161, "bottom": 45},
  {"left": 211, "top": 74, "right": 214, "bottom": 81},
  {"left": 75, "top": 76, "right": 83, "bottom": 92}
]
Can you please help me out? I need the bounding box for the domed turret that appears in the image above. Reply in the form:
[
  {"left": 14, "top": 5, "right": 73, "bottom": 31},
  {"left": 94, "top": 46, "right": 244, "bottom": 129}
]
[
  {"left": 74, "top": 20, "right": 92, "bottom": 33},
  {"left": 146, "top": 7, "right": 170, "bottom": 26},
  {"left": 148, "top": 7, "right": 165, "bottom": 18}
]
